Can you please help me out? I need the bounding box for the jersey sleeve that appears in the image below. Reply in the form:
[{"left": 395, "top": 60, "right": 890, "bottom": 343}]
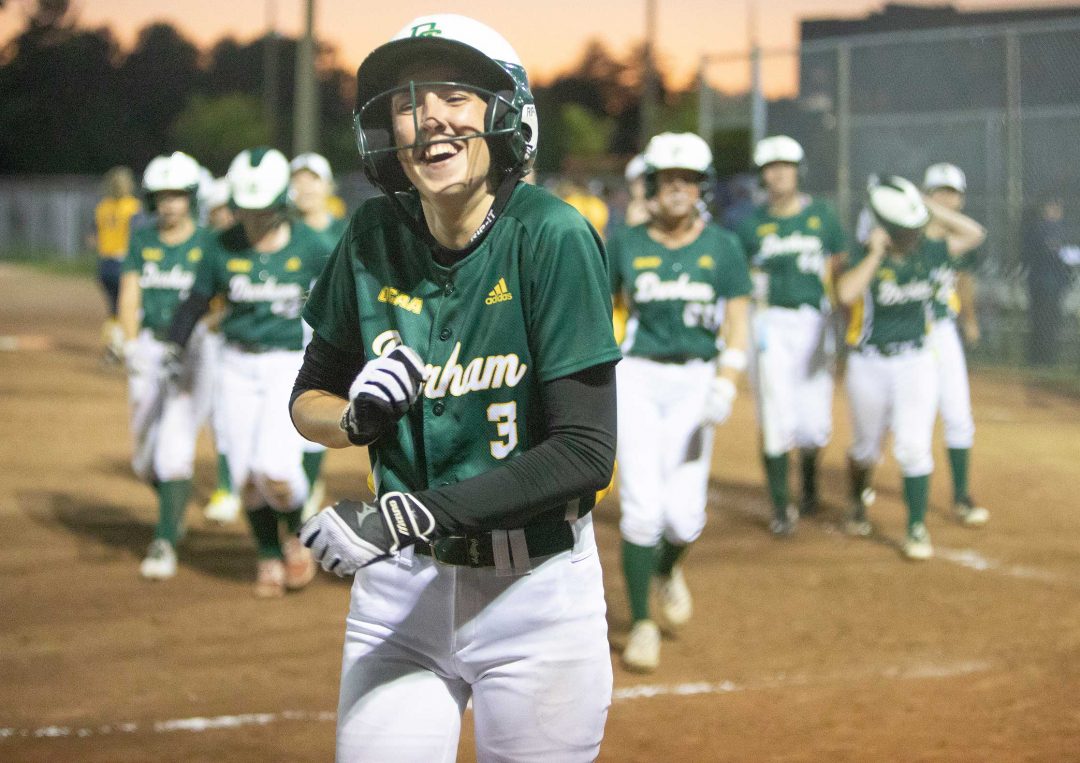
[
  {"left": 120, "top": 230, "right": 142, "bottom": 274},
  {"left": 190, "top": 235, "right": 222, "bottom": 299},
  {"left": 714, "top": 228, "right": 753, "bottom": 298},
  {"left": 302, "top": 219, "right": 363, "bottom": 355},
  {"left": 526, "top": 214, "right": 621, "bottom": 383},
  {"left": 822, "top": 203, "right": 849, "bottom": 254}
]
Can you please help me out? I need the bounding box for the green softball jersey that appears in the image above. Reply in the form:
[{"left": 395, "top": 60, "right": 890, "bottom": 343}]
[
  {"left": 122, "top": 225, "right": 214, "bottom": 335},
  {"left": 307, "top": 216, "right": 349, "bottom": 251},
  {"left": 304, "top": 183, "right": 621, "bottom": 503},
  {"left": 929, "top": 245, "right": 978, "bottom": 321},
  {"left": 609, "top": 224, "right": 752, "bottom": 361},
  {"left": 736, "top": 198, "right": 847, "bottom": 310},
  {"left": 846, "top": 237, "right": 950, "bottom": 354},
  {"left": 192, "top": 220, "right": 332, "bottom": 350}
]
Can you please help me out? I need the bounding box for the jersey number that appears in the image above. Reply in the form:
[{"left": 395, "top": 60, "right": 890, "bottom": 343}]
[{"left": 487, "top": 402, "right": 518, "bottom": 460}]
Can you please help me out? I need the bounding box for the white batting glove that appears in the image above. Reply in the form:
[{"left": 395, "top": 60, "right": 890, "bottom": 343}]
[
  {"left": 122, "top": 339, "right": 145, "bottom": 376},
  {"left": 299, "top": 492, "right": 437, "bottom": 576},
  {"left": 340, "top": 345, "right": 428, "bottom": 446},
  {"left": 702, "top": 376, "right": 737, "bottom": 426}
]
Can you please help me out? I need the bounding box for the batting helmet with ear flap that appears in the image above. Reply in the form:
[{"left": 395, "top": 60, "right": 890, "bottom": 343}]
[
  {"left": 753, "top": 135, "right": 804, "bottom": 169},
  {"left": 867, "top": 174, "right": 930, "bottom": 233},
  {"left": 923, "top": 162, "right": 966, "bottom": 193},
  {"left": 227, "top": 147, "right": 291, "bottom": 211},
  {"left": 642, "top": 132, "right": 713, "bottom": 199},
  {"left": 353, "top": 14, "right": 538, "bottom": 196},
  {"left": 142, "top": 151, "right": 201, "bottom": 211}
]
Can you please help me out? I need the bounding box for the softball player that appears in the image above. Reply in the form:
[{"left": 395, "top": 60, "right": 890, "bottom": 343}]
[
  {"left": 95, "top": 166, "right": 142, "bottom": 365},
  {"left": 923, "top": 163, "right": 989, "bottom": 526},
  {"left": 609, "top": 132, "right": 751, "bottom": 672},
  {"left": 168, "top": 147, "right": 333, "bottom": 597},
  {"left": 288, "top": 152, "right": 349, "bottom": 518},
  {"left": 117, "top": 151, "right": 213, "bottom": 580},
  {"left": 290, "top": 15, "right": 619, "bottom": 761},
  {"left": 736, "top": 136, "right": 848, "bottom": 535},
  {"left": 837, "top": 176, "right": 985, "bottom": 560}
]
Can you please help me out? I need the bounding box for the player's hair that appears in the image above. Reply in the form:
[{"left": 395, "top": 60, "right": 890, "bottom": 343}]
[{"left": 103, "top": 166, "right": 135, "bottom": 199}]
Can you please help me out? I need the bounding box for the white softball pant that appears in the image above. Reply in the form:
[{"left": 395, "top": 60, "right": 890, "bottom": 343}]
[
  {"left": 336, "top": 515, "right": 612, "bottom": 763},
  {"left": 616, "top": 356, "right": 714, "bottom": 547},
  {"left": 753, "top": 306, "right": 834, "bottom": 457},
  {"left": 218, "top": 345, "right": 309, "bottom": 511},
  {"left": 127, "top": 327, "right": 211, "bottom": 483},
  {"left": 928, "top": 318, "right": 975, "bottom": 449},
  {"left": 845, "top": 347, "right": 938, "bottom": 477}
]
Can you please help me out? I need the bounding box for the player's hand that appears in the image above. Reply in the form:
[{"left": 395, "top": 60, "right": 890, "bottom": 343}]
[
  {"left": 340, "top": 345, "right": 428, "bottom": 446},
  {"left": 867, "top": 226, "right": 891, "bottom": 255},
  {"left": 703, "top": 376, "right": 737, "bottom": 426},
  {"left": 161, "top": 342, "right": 185, "bottom": 382},
  {"left": 962, "top": 317, "right": 981, "bottom": 346},
  {"left": 299, "top": 492, "right": 436, "bottom": 576},
  {"left": 122, "top": 339, "right": 145, "bottom": 376}
]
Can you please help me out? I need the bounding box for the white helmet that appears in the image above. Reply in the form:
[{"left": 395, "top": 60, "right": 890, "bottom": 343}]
[
  {"left": 643, "top": 132, "right": 713, "bottom": 175},
  {"left": 199, "top": 177, "right": 231, "bottom": 211},
  {"left": 142, "top": 151, "right": 201, "bottom": 195},
  {"left": 227, "top": 147, "right": 291, "bottom": 210},
  {"left": 867, "top": 174, "right": 929, "bottom": 232},
  {"left": 753, "top": 135, "right": 804, "bottom": 168},
  {"left": 354, "top": 14, "right": 538, "bottom": 193},
  {"left": 290, "top": 152, "right": 334, "bottom": 184},
  {"left": 923, "top": 162, "right": 966, "bottom": 193},
  {"left": 624, "top": 154, "right": 647, "bottom": 184}
]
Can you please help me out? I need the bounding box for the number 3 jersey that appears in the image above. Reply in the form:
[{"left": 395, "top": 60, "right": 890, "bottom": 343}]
[
  {"left": 191, "top": 221, "right": 333, "bottom": 350},
  {"left": 736, "top": 198, "right": 847, "bottom": 311},
  {"left": 608, "top": 223, "right": 752, "bottom": 361},
  {"left": 303, "top": 184, "right": 621, "bottom": 497}
]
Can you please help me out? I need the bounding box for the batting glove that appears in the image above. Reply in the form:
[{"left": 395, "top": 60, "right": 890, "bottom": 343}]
[
  {"left": 122, "top": 339, "right": 146, "bottom": 376},
  {"left": 340, "top": 345, "right": 428, "bottom": 446},
  {"left": 161, "top": 342, "right": 186, "bottom": 383},
  {"left": 702, "top": 376, "right": 737, "bottom": 426},
  {"left": 299, "top": 492, "right": 436, "bottom": 576}
]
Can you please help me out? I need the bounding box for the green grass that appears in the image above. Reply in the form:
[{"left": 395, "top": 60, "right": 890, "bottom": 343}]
[{"left": 1, "top": 250, "right": 98, "bottom": 277}]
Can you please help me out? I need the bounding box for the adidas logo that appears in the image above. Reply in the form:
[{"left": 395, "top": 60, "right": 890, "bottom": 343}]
[{"left": 484, "top": 277, "right": 513, "bottom": 305}]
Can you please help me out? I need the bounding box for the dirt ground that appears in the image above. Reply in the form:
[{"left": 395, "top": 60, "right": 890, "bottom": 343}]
[{"left": 1, "top": 263, "right": 1078, "bottom": 762}]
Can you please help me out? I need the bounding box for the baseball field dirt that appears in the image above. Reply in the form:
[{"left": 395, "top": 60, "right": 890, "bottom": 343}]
[{"left": 2, "top": 263, "right": 1078, "bottom": 761}]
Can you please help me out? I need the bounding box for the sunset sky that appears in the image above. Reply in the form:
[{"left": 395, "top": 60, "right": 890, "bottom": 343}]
[{"left": 2, "top": 0, "right": 1077, "bottom": 93}]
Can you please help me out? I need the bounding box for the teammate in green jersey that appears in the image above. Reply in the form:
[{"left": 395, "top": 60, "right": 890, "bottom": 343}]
[
  {"left": 290, "top": 14, "right": 619, "bottom": 760},
  {"left": 737, "top": 135, "right": 849, "bottom": 536},
  {"left": 168, "top": 147, "right": 333, "bottom": 597},
  {"left": 609, "top": 132, "right": 751, "bottom": 672},
  {"left": 118, "top": 151, "right": 215, "bottom": 580},
  {"left": 838, "top": 175, "right": 985, "bottom": 560}
]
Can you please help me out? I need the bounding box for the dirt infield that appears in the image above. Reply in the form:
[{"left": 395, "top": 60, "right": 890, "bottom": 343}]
[{"left": 2, "top": 263, "right": 1078, "bottom": 762}]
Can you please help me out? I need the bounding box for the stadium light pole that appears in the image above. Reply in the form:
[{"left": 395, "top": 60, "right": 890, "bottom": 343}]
[
  {"left": 748, "top": 0, "right": 766, "bottom": 146},
  {"left": 293, "top": 0, "right": 320, "bottom": 154},
  {"left": 263, "top": 0, "right": 279, "bottom": 147},
  {"left": 639, "top": 0, "right": 658, "bottom": 149}
]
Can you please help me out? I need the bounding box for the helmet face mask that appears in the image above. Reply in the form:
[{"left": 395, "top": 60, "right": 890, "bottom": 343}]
[{"left": 354, "top": 15, "right": 538, "bottom": 196}]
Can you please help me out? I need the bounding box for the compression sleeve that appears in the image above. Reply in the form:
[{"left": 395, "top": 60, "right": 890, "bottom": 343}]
[
  {"left": 415, "top": 361, "right": 617, "bottom": 534},
  {"left": 166, "top": 292, "right": 211, "bottom": 348},
  {"left": 289, "top": 332, "right": 364, "bottom": 412}
]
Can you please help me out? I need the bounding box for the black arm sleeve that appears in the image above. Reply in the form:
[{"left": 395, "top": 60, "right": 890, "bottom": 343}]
[
  {"left": 415, "top": 361, "right": 617, "bottom": 535},
  {"left": 289, "top": 332, "right": 364, "bottom": 413},
  {"left": 166, "top": 292, "right": 211, "bottom": 348}
]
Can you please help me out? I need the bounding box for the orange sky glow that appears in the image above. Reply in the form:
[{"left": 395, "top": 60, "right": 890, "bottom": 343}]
[{"left": 2, "top": 0, "right": 1077, "bottom": 98}]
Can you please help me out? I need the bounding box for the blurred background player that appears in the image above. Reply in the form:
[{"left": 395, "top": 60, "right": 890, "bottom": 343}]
[
  {"left": 194, "top": 175, "right": 242, "bottom": 524},
  {"left": 288, "top": 152, "right": 346, "bottom": 517},
  {"left": 922, "top": 163, "right": 989, "bottom": 527},
  {"left": 93, "top": 165, "right": 142, "bottom": 365},
  {"left": 736, "top": 135, "right": 848, "bottom": 536},
  {"left": 168, "top": 147, "right": 333, "bottom": 597},
  {"left": 837, "top": 175, "right": 985, "bottom": 560},
  {"left": 117, "top": 151, "right": 213, "bottom": 580},
  {"left": 610, "top": 132, "right": 751, "bottom": 671},
  {"left": 623, "top": 153, "right": 652, "bottom": 228}
]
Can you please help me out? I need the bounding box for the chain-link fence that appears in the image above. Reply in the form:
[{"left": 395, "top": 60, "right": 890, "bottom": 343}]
[{"left": 700, "top": 15, "right": 1080, "bottom": 370}]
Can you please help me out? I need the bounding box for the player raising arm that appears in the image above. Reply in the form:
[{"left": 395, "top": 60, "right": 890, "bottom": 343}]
[
  {"left": 837, "top": 176, "right": 984, "bottom": 560},
  {"left": 608, "top": 132, "right": 751, "bottom": 672},
  {"left": 289, "top": 15, "right": 620, "bottom": 761}
]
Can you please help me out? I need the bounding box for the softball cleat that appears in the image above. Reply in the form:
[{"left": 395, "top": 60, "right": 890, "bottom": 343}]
[
  {"left": 902, "top": 523, "right": 933, "bottom": 561},
  {"left": 622, "top": 620, "right": 661, "bottom": 673},
  {"left": 657, "top": 567, "right": 692, "bottom": 627},
  {"left": 954, "top": 499, "right": 989, "bottom": 527},
  {"left": 255, "top": 559, "right": 286, "bottom": 599},
  {"left": 140, "top": 539, "right": 177, "bottom": 580},
  {"left": 204, "top": 490, "right": 241, "bottom": 524}
]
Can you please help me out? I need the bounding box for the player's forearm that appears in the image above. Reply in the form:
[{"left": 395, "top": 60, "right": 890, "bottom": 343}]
[
  {"left": 166, "top": 291, "right": 211, "bottom": 348},
  {"left": 956, "top": 272, "right": 977, "bottom": 320},
  {"left": 836, "top": 250, "right": 883, "bottom": 306},
  {"left": 924, "top": 197, "right": 986, "bottom": 257},
  {"left": 290, "top": 390, "right": 352, "bottom": 449},
  {"left": 718, "top": 296, "right": 750, "bottom": 384},
  {"left": 117, "top": 273, "right": 141, "bottom": 341}
]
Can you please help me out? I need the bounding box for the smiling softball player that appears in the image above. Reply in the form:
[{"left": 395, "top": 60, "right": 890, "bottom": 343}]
[{"left": 837, "top": 175, "right": 985, "bottom": 560}]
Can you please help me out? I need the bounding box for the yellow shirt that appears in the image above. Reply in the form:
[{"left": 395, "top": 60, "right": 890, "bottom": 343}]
[
  {"left": 95, "top": 195, "right": 141, "bottom": 259},
  {"left": 561, "top": 193, "right": 609, "bottom": 240}
]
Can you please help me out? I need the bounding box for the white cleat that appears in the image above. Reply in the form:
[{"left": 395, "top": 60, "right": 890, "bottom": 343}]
[
  {"left": 140, "top": 539, "right": 177, "bottom": 580},
  {"left": 861, "top": 487, "right": 877, "bottom": 507},
  {"left": 622, "top": 619, "right": 661, "bottom": 673},
  {"left": 204, "top": 490, "right": 241, "bottom": 525},
  {"left": 902, "top": 523, "right": 934, "bottom": 561},
  {"left": 657, "top": 566, "right": 693, "bottom": 628},
  {"left": 954, "top": 500, "right": 989, "bottom": 527}
]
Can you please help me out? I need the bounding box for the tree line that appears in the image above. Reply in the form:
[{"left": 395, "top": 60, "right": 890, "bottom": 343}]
[{"left": 0, "top": 1, "right": 721, "bottom": 179}]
